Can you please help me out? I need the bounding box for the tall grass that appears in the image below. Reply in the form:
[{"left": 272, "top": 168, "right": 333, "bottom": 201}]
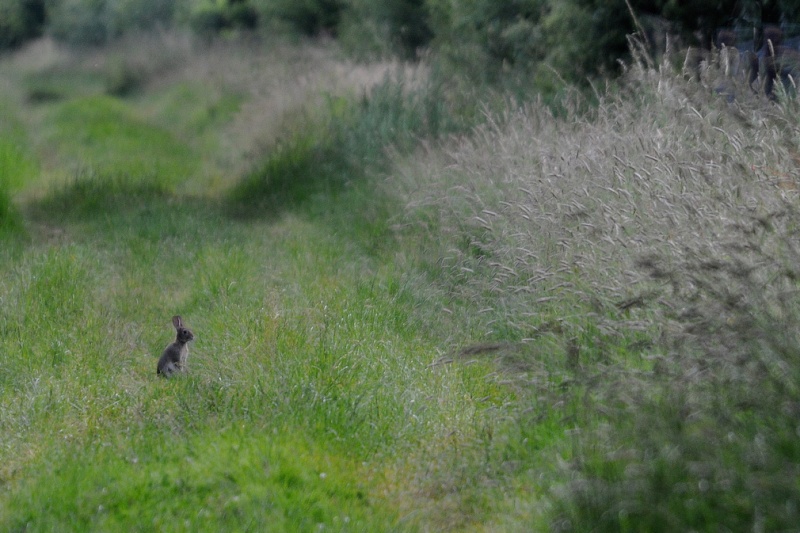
[
  {"left": 395, "top": 46, "right": 800, "bottom": 529},
  {"left": 229, "top": 70, "right": 459, "bottom": 214},
  {"left": 0, "top": 111, "right": 37, "bottom": 235},
  {"left": 0, "top": 184, "right": 20, "bottom": 236}
]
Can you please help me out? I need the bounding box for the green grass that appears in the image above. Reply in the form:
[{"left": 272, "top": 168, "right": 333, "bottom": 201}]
[
  {"left": 42, "top": 95, "right": 198, "bottom": 184},
  {"left": 0, "top": 104, "right": 528, "bottom": 528},
  {"left": 156, "top": 83, "right": 243, "bottom": 134},
  {"left": 137, "top": 81, "right": 244, "bottom": 157},
  {"left": 4, "top": 31, "right": 800, "bottom": 532},
  {"left": 0, "top": 107, "right": 39, "bottom": 193},
  {"left": 7, "top": 425, "right": 390, "bottom": 531},
  {"left": 229, "top": 76, "right": 458, "bottom": 215},
  {"left": 0, "top": 104, "right": 38, "bottom": 235},
  {"left": 22, "top": 68, "right": 106, "bottom": 103},
  {"left": 1, "top": 181, "right": 522, "bottom": 529}
]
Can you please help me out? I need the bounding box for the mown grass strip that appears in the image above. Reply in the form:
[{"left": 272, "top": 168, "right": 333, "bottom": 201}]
[{"left": 44, "top": 95, "right": 197, "bottom": 184}]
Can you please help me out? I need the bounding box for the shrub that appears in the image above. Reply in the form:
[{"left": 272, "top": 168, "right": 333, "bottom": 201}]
[
  {"left": 256, "top": 0, "right": 343, "bottom": 36},
  {"left": 338, "top": 0, "right": 432, "bottom": 60},
  {"left": 187, "top": 0, "right": 258, "bottom": 37},
  {"left": 426, "top": 0, "right": 548, "bottom": 85},
  {"left": 46, "top": 0, "right": 108, "bottom": 45},
  {"left": 106, "top": 0, "right": 178, "bottom": 36},
  {"left": 425, "top": 0, "right": 635, "bottom": 94},
  {"left": 0, "top": 0, "right": 45, "bottom": 49},
  {"left": 541, "top": 0, "right": 632, "bottom": 79},
  {"left": 46, "top": 0, "right": 178, "bottom": 45}
]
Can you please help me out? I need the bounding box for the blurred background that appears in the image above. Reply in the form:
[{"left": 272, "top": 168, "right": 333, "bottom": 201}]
[{"left": 3, "top": 0, "right": 800, "bottom": 93}]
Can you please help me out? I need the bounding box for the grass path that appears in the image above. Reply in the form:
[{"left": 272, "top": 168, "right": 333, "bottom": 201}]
[
  {"left": 1, "top": 179, "right": 526, "bottom": 530},
  {"left": 0, "top": 37, "right": 547, "bottom": 530}
]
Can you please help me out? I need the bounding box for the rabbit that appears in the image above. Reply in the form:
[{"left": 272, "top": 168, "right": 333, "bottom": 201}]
[{"left": 157, "top": 315, "right": 194, "bottom": 377}]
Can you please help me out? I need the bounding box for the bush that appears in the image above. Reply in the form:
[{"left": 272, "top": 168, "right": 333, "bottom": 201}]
[
  {"left": 106, "top": 0, "right": 178, "bottom": 36},
  {"left": 187, "top": 0, "right": 258, "bottom": 37},
  {"left": 425, "top": 0, "right": 548, "bottom": 85},
  {"left": 541, "top": 0, "right": 632, "bottom": 79},
  {"left": 338, "top": 0, "right": 432, "bottom": 60},
  {"left": 256, "top": 0, "right": 342, "bottom": 36},
  {"left": 46, "top": 0, "right": 111, "bottom": 45},
  {"left": 0, "top": 0, "right": 45, "bottom": 49},
  {"left": 425, "top": 0, "right": 634, "bottom": 93},
  {"left": 46, "top": 0, "right": 178, "bottom": 46}
]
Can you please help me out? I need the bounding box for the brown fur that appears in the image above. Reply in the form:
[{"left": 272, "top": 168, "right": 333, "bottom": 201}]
[{"left": 156, "top": 315, "right": 194, "bottom": 377}]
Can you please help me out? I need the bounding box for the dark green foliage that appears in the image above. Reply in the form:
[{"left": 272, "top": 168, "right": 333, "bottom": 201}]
[
  {"left": 21, "top": 0, "right": 800, "bottom": 97},
  {"left": 541, "top": 0, "right": 633, "bottom": 79},
  {"left": 265, "top": 0, "right": 343, "bottom": 36},
  {"left": 628, "top": 0, "right": 754, "bottom": 47},
  {"left": 0, "top": 130, "right": 36, "bottom": 236},
  {"left": 0, "top": 0, "right": 45, "bottom": 49},
  {"left": 340, "top": 0, "right": 433, "bottom": 60},
  {"left": 426, "top": 0, "right": 548, "bottom": 85},
  {"left": 376, "top": 0, "right": 432, "bottom": 57},
  {"left": 229, "top": 0, "right": 259, "bottom": 28},
  {"left": 188, "top": 0, "right": 259, "bottom": 37},
  {"left": 425, "top": 0, "right": 636, "bottom": 93},
  {"left": 106, "top": 0, "right": 178, "bottom": 36},
  {"left": 46, "top": 0, "right": 178, "bottom": 46},
  {"left": 629, "top": 0, "right": 800, "bottom": 46},
  {"left": 229, "top": 130, "right": 340, "bottom": 211},
  {"left": 0, "top": 186, "right": 22, "bottom": 237},
  {"left": 47, "top": 0, "right": 109, "bottom": 45}
]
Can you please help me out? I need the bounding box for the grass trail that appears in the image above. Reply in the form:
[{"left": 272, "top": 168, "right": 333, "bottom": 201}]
[
  {"left": 0, "top": 36, "right": 548, "bottom": 530},
  {"left": 1, "top": 180, "right": 526, "bottom": 530}
]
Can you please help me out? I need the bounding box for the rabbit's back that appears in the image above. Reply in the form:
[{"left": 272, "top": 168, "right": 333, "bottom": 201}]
[{"left": 157, "top": 343, "right": 186, "bottom": 376}]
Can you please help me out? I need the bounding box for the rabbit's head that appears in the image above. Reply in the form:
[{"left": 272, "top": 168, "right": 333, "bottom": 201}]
[{"left": 173, "top": 315, "right": 194, "bottom": 344}]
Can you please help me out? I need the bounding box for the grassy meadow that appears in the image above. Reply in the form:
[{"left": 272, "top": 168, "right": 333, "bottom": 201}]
[{"left": 2, "top": 31, "right": 800, "bottom": 531}]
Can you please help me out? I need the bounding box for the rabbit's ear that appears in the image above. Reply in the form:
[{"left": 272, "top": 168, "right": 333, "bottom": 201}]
[{"left": 172, "top": 315, "right": 183, "bottom": 329}]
